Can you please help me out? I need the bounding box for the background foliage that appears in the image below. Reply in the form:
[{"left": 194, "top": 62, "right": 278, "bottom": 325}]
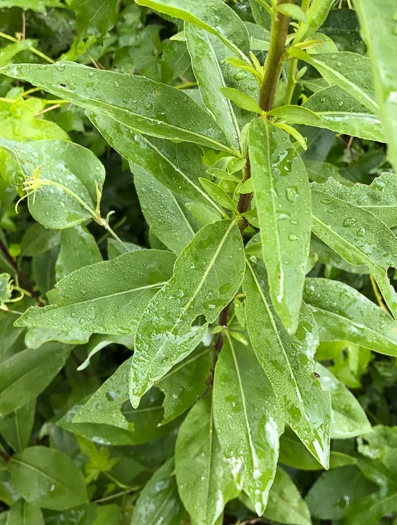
[{"left": 0, "top": 0, "right": 397, "bottom": 524}]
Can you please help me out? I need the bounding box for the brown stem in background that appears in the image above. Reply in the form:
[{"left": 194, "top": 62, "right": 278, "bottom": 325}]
[
  {"left": 213, "top": 1, "right": 294, "bottom": 359},
  {"left": 0, "top": 238, "right": 42, "bottom": 305}
]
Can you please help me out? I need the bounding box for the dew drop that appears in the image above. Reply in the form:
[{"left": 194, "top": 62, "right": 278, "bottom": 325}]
[
  {"left": 234, "top": 71, "right": 247, "bottom": 80},
  {"left": 286, "top": 186, "right": 299, "bottom": 202},
  {"left": 343, "top": 217, "right": 356, "bottom": 227}
]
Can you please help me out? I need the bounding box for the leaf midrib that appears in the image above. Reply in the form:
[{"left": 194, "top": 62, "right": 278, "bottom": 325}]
[
  {"left": 246, "top": 261, "right": 304, "bottom": 408},
  {"left": 138, "top": 134, "right": 226, "bottom": 217},
  {"left": 308, "top": 55, "right": 377, "bottom": 112},
  {"left": 141, "top": 219, "right": 238, "bottom": 393},
  {"left": 308, "top": 303, "right": 397, "bottom": 350}
]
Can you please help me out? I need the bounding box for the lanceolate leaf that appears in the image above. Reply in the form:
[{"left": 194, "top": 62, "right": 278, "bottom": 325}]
[
  {"left": 316, "top": 363, "right": 371, "bottom": 439},
  {"left": 354, "top": 0, "right": 397, "bottom": 172},
  {"left": 244, "top": 261, "right": 331, "bottom": 469},
  {"left": 0, "top": 63, "right": 231, "bottom": 152},
  {"left": 302, "top": 86, "right": 385, "bottom": 142},
  {"left": 264, "top": 467, "right": 312, "bottom": 525},
  {"left": 10, "top": 447, "right": 88, "bottom": 510},
  {"left": 304, "top": 278, "right": 397, "bottom": 356},
  {"left": 185, "top": 23, "right": 241, "bottom": 150},
  {"left": 0, "top": 344, "right": 71, "bottom": 415},
  {"left": 70, "top": 0, "right": 118, "bottom": 40},
  {"left": 6, "top": 499, "right": 44, "bottom": 525},
  {"left": 293, "top": 0, "right": 334, "bottom": 43},
  {"left": 135, "top": 0, "right": 250, "bottom": 61},
  {"left": 88, "top": 112, "right": 224, "bottom": 212},
  {"left": 157, "top": 346, "right": 213, "bottom": 424},
  {"left": 0, "top": 137, "right": 105, "bottom": 229},
  {"left": 213, "top": 337, "right": 284, "bottom": 515},
  {"left": 131, "top": 458, "right": 185, "bottom": 525},
  {"left": 133, "top": 166, "right": 201, "bottom": 255},
  {"left": 311, "top": 189, "right": 397, "bottom": 317},
  {"left": 0, "top": 400, "right": 35, "bottom": 452},
  {"left": 56, "top": 225, "right": 102, "bottom": 281},
  {"left": 130, "top": 220, "right": 245, "bottom": 407},
  {"left": 313, "top": 173, "right": 397, "bottom": 228},
  {"left": 175, "top": 395, "right": 241, "bottom": 525},
  {"left": 249, "top": 117, "right": 311, "bottom": 334},
  {"left": 290, "top": 49, "right": 377, "bottom": 113},
  {"left": 16, "top": 250, "right": 176, "bottom": 335},
  {"left": 75, "top": 347, "right": 212, "bottom": 429}
]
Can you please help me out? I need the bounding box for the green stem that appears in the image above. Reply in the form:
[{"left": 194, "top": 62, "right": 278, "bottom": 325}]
[
  {"left": 214, "top": 1, "right": 295, "bottom": 359},
  {"left": 284, "top": 57, "right": 298, "bottom": 105},
  {"left": 0, "top": 31, "right": 54, "bottom": 63},
  {"left": 36, "top": 180, "right": 128, "bottom": 251},
  {"left": 259, "top": 0, "right": 295, "bottom": 112}
]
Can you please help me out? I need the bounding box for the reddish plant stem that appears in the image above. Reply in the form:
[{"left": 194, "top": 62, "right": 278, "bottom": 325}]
[{"left": 213, "top": 1, "right": 294, "bottom": 358}]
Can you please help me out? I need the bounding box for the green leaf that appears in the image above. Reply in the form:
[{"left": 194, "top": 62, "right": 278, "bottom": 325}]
[
  {"left": 0, "top": 400, "right": 35, "bottom": 452},
  {"left": 6, "top": 499, "right": 44, "bottom": 525},
  {"left": 135, "top": 0, "right": 250, "bottom": 60},
  {"left": 133, "top": 166, "right": 201, "bottom": 255},
  {"left": 213, "top": 337, "right": 284, "bottom": 515},
  {"left": 312, "top": 173, "right": 397, "bottom": 228},
  {"left": 244, "top": 261, "right": 331, "bottom": 469},
  {"left": 293, "top": 0, "right": 333, "bottom": 42},
  {"left": 185, "top": 202, "right": 223, "bottom": 226},
  {"left": 20, "top": 224, "right": 60, "bottom": 257},
  {"left": 316, "top": 363, "right": 371, "bottom": 439},
  {"left": 279, "top": 427, "right": 357, "bottom": 470},
  {"left": 311, "top": 236, "right": 368, "bottom": 274},
  {"left": 73, "top": 363, "right": 178, "bottom": 444},
  {"left": 354, "top": 0, "right": 397, "bottom": 172},
  {"left": 278, "top": 4, "right": 307, "bottom": 23},
  {"left": 302, "top": 86, "right": 385, "bottom": 142},
  {"left": 290, "top": 49, "right": 377, "bottom": 113},
  {"left": 70, "top": 0, "right": 118, "bottom": 40},
  {"left": 75, "top": 346, "right": 211, "bottom": 430},
  {"left": 157, "top": 346, "right": 213, "bottom": 424},
  {"left": 10, "top": 446, "right": 88, "bottom": 510},
  {"left": 0, "top": 0, "right": 60, "bottom": 11},
  {"left": 311, "top": 189, "right": 397, "bottom": 317},
  {"left": 185, "top": 24, "right": 241, "bottom": 149},
  {"left": 0, "top": 63, "right": 231, "bottom": 152},
  {"left": 0, "top": 96, "right": 69, "bottom": 142},
  {"left": 175, "top": 395, "right": 241, "bottom": 525},
  {"left": 24, "top": 327, "right": 90, "bottom": 349},
  {"left": 0, "top": 137, "right": 105, "bottom": 229},
  {"left": 219, "top": 87, "right": 262, "bottom": 114},
  {"left": 0, "top": 344, "right": 71, "bottom": 415},
  {"left": 107, "top": 239, "right": 143, "bottom": 260},
  {"left": 16, "top": 250, "right": 176, "bottom": 335},
  {"left": 199, "top": 178, "right": 237, "bottom": 212},
  {"left": 264, "top": 467, "right": 311, "bottom": 525},
  {"left": 248, "top": 117, "right": 311, "bottom": 334},
  {"left": 130, "top": 219, "right": 245, "bottom": 407},
  {"left": 58, "top": 403, "right": 149, "bottom": 446},
  {"left": 131, "top": 458, "right": 185, "bottom": 525},
  {"left": 88, "top": 113, "right": 223, "bottom": 211},
  {"left": 56, "top": 225, "right": 102, "bottom": 281},
  {"left": 268, "top": 105, "right": 321, "bottom": 126},
  {"left": 304, "top": 278, "right": 397, "bottom": 356},
  {"left": 161, "top": 40, "right": 191, "bottom": 84},
  {"left": 0, "top": 40, "right": 34, "bottom": 68},
  {"left": 305, "top": 160, "right": 352, "bottom": 186},
  {"left": 306, "top": 465, "right": 377, "bottom": 521}
]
